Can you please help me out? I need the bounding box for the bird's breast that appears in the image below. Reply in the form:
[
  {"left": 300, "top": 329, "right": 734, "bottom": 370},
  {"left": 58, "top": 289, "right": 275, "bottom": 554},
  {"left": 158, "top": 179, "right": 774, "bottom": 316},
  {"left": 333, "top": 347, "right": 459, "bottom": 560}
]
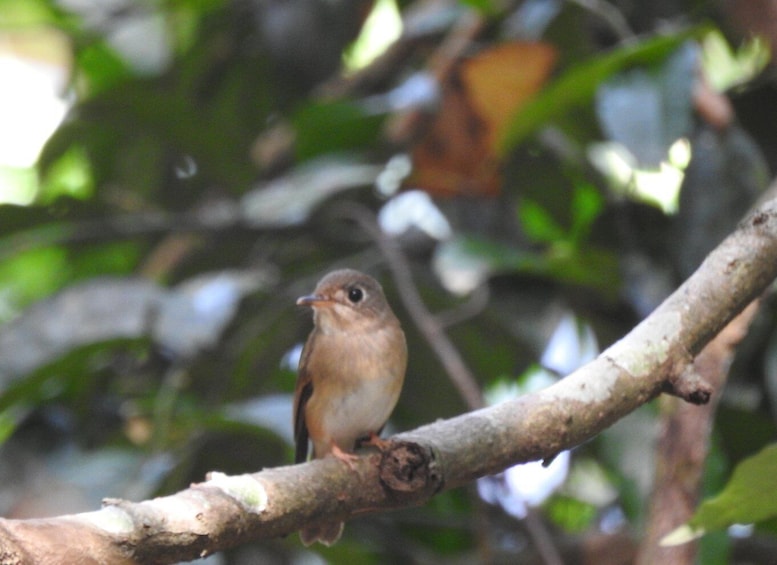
[{"left": 305, "top": 324, "right": 407, "bottom": 450}]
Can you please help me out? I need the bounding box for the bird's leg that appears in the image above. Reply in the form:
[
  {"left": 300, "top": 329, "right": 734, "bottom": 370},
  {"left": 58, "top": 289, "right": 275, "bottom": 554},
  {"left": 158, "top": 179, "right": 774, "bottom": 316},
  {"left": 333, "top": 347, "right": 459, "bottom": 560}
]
[
  {"left": 359, "top": 432, "right": 391, "bottom": 451},
  {"left": 330, "top": 442, "right": 359, "bottom": 470}
]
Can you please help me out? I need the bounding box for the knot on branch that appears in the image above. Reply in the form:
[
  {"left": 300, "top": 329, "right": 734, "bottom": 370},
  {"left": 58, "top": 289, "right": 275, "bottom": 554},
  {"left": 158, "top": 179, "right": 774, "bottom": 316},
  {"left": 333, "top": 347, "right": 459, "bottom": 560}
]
[
  {"left": 378, "top": 440, "right": 442, "bottom": 497},
  {"left": 663, "top": 367, "right": 713, "bottom": 405},
  {"left": 747, "top": 208, "right": 773, "bottom": 228}
]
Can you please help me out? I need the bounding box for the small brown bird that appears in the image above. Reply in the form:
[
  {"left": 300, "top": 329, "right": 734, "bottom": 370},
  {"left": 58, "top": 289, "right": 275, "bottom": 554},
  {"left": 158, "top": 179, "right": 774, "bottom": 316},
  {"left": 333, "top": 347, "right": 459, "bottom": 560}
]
[{"left": 294, "top": 269, "right": 407, "bottom": 546}]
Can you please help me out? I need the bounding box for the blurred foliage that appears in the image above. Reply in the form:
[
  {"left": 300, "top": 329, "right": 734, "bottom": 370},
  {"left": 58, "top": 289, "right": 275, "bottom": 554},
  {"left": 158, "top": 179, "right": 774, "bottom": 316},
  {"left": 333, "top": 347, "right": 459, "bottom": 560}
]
[
  {"left": 676, "top": 444, "right": 777, "bottom": 539},
  {"left": 0, "top": 0, "right": 776, "bottom": 563}
]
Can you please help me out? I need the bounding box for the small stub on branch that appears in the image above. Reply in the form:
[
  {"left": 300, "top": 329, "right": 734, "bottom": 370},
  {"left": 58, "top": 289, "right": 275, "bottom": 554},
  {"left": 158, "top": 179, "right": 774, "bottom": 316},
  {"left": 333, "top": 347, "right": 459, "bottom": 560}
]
[{"left": 664, "top": 366, "right": 713, "bottom": 405}]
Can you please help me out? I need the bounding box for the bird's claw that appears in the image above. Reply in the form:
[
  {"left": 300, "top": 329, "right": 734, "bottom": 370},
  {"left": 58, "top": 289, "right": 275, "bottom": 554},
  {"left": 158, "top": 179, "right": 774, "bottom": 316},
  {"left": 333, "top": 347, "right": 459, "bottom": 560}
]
[
  {"left": 359, "top": 432, "right": 391, "bottom": 451},
  {"left": 331, "top": 443, "right": 359, "bottom": 471}
]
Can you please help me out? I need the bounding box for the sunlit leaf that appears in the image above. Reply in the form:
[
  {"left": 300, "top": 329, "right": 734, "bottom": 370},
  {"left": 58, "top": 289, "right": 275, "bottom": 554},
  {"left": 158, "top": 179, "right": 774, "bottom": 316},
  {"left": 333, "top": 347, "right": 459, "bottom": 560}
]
[
  {"left": 38, "top": 145, "right": 94, "bottom": 202},
  {"left": 501, "top": 27, "right": 707, "bottom": 153},
  {"left": 344, "top": 0, "right": 402, "bottom": 71},
  {"left": 702, "top": 30, "right": 770, "bottom": 92},
  {"left": 0, "top": 246, "right": 70, "bottom": 319},
  {"left": 546, "top": 495, "right": 598, "bottom": 533}
]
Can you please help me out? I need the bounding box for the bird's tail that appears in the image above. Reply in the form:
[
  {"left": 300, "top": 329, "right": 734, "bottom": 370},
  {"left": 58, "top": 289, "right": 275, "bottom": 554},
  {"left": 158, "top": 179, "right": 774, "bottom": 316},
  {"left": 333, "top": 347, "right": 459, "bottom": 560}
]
[{"left": 300, "top": 521, "right": 344, "bottom": 547}]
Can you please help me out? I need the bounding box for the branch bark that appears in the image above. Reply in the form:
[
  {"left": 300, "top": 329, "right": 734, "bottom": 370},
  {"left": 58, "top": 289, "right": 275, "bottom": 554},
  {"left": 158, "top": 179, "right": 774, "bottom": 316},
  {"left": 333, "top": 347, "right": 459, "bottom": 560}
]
[{"left": 3, "top": 197, "right": 777, "bottom": 564}]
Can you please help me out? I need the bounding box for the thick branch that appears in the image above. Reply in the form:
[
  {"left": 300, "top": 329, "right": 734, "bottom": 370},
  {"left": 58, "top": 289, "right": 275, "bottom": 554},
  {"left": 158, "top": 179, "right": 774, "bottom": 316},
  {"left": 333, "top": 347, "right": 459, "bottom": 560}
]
[{"left": 2, "top": 199, "right": 777, "bottom": 564}]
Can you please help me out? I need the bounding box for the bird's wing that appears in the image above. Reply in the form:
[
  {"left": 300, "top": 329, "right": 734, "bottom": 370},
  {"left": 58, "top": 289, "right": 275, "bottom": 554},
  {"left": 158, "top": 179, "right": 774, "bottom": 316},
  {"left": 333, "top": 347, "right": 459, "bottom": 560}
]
[{"left": 293, "top": 336, "right": 315, "bottom": 463}]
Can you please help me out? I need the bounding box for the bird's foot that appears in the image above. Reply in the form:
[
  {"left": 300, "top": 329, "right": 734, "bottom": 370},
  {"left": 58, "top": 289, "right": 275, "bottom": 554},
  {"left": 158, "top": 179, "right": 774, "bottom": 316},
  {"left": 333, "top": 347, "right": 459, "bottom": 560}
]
[
  {"left": 359, "top": 432, "right": 391, "bottom": 451},
  {"left": 331, "top": 443, "right": 359, "bottom": 471}
]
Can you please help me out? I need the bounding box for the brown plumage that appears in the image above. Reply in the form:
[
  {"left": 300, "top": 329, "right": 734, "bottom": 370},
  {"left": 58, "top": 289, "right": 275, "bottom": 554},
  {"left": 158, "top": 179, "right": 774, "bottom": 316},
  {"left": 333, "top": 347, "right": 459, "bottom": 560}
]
[{"left": 294, "top": 269, "right": 407, "bottom": 546}]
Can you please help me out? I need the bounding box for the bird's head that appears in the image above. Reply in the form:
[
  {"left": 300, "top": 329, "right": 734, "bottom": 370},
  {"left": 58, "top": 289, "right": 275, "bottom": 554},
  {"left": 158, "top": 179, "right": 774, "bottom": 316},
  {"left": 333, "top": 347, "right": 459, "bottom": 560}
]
[{"left": 296, "top": 269, "right": 396, "bottom": 334}]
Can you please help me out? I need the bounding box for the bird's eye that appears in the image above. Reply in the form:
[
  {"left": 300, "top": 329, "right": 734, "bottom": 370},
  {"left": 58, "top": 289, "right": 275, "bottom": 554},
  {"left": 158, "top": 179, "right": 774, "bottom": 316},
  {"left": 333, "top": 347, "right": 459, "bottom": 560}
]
[{"left": 347, "top": 287, "right": 363, "bottom": 303}]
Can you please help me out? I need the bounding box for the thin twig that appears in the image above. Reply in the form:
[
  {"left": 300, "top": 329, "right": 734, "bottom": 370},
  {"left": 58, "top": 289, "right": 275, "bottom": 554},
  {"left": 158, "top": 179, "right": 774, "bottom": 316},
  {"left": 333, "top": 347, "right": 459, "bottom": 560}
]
[{"left": 434, "top": 284, "right": 491, "bottom": 329}]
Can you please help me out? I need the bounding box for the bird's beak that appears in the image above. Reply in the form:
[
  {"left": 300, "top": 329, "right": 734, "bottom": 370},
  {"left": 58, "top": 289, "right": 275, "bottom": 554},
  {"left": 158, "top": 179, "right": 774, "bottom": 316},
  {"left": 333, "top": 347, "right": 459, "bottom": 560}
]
[{"left": 296, "top": 294, "right": 329, "bottom": 306}]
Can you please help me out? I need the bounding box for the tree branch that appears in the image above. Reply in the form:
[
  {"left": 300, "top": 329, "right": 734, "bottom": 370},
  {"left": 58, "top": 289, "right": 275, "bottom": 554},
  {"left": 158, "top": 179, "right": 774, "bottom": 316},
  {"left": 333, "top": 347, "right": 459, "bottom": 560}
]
[{"left": 3, "top": 197, "right": 777, "bottom": 564}]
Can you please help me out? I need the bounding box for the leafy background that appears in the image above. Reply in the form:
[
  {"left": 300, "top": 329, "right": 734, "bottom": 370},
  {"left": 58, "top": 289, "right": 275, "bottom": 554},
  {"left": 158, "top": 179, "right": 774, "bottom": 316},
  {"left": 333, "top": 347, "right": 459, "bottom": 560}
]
[{"left": 0, "top": 0, "right": 776, "bottom": 563}]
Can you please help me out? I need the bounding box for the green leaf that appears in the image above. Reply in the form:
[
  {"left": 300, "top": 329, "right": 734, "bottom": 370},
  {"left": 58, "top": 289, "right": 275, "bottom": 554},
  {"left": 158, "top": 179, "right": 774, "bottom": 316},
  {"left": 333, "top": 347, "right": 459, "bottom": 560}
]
[
  {"left": 0, "top": 406, "right": 26, "bottom": 445},
  {"left": 694, "top": 443, "right": 777, "bottom": 527},
  {"left": 702, "top": 30, "right": 771, "bottom": 92},
  {"left": 75, "top": 39, "right": 135, "bottom": 97},
  {"left": 663, "top": 443, "right": 777, "bottom": 545},
  {"left": 457, "top": 0, "right": 498, "bottom": 15},
  {"left": 519, "top": 199, "right": 567, "bottom": 243},
  {"left": 519, "top": 182, "right": 604, "bottom": 245},
  {"left": 500, "top": 27, "right": 707, "bottom": 153},
  {"left": 38, "top": 145, "right": 94, "bottom": 202},
  {"left": 546, "top": 495, "right": 597, "bottom": 533},
  {"left": 0, "top": 246, "right": 70, "bottom": 318},
  {"left": 570, "top": 182, "right": 604, "bottom": 243},
  {"left": 292, "top": 101, "right": 383, "bottom": 161},
  {"left": 0, "top": 0, "right": 65, "bottom": 27},
  {"left": 437, "top": 235, "right": 619, "bottom": 294}
]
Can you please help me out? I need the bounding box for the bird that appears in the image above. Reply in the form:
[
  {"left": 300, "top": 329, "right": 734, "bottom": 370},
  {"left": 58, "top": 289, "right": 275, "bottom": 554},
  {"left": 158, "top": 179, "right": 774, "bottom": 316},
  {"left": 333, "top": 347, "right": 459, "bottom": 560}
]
[{"left": 293, "top": 268, "right": 407, "bottom": 546}]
